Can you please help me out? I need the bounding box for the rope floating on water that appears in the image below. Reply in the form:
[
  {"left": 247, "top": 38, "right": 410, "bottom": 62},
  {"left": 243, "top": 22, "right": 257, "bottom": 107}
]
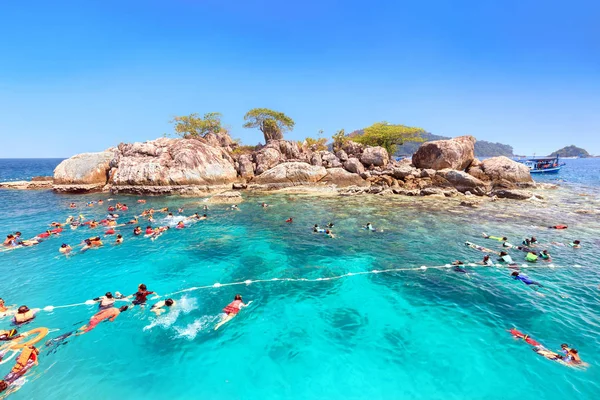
[{"left": 35, "top": 262, "right": 574, "bottom": 312}]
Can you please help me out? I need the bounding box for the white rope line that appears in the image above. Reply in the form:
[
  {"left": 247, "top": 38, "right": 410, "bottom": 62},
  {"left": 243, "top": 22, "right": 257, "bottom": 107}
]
[{"left": 35, "top": 262, "right": 577, "bottom": 312}]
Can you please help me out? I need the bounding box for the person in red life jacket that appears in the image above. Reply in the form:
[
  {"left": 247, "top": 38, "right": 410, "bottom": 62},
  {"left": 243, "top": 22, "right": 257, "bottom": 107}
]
[
  {"left": 176, "top": 221, "right": 185, "bottom": 229},
  {"left": 0, "top": 345, "right": 39, "bottom": 394},
  {"left": 120, "top": 204, "right": 128, "bottom": 211},
  {"left": 145, "top": 226, "right": 153, "bottom": 235},
  {"left": 105, "top": 228, "right": 116, "bottom": 235},
  {"left": 89, "top": 220, "right": 99, "bottom": 228},
  {"left": 128, "top": 284, "right": 157, "bottom": 306},
  {"left": 509, "top": 328, "right": 541, "bottom": 346},
  {"left": 108, "top": 206, "right": 115, "bottom": 212},
  {"left": 36, "top": 230, "right": 52, "bottom": 239},
  {"left": 214, "top": 294, "right": 252, "bottom": 330},
  {"left": 549, "top": 225, "right": 567, "bottom": 229},
  {"left": 285, "top": 218, "right": 293, "bottom": 223},
  {"left": 50, "top": 227, "right": 62, "bottom": 234},
  {"left": 77, "top": 306, "right": 129, "bottom": 335}
]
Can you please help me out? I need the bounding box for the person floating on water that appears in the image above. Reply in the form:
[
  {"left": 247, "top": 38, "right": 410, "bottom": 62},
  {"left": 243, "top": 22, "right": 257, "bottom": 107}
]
[
  {"left": 133, "top": 226, "right": 142, "bottom": 236},
  {"left": 59, "top": 243, "right": 72, "bottom": 255},
  {"left": 364, "top": 223, "right": 375, "bottom": 231},
  {"left": 549, "top": 225, "right": 568, "bottom": 229},
  {"left": 214, "top": 294, "right": 252, "bottom": 330},
  {"left": 128, "top": 284, "right": 156, "bottom": 306},
  {"left": 93, "top": 292, "right": 118, "bottom": 310},
  {"left": 151, "top": 299, "right": 176, "bottom": 316},
  {"left": 497, "top": 251, "right": 516, "bottom": 265},
  {"left": 313, "top": 224, "right": 325, "bottom": 233},
  {"left": 261, "top": 203, "right": 269, "bottom": 208},
  {"left": 325, "top": 229, "right": 335, "bottom": 238},
  {"left": 69, "top": 202, "right": 77, "bottom": 208},
  {"left": 285, "top": 218, "right": 293, "bottom": 223},
  {"left": 13, "top": 306, "right": 38, "bottom": 325},
  {"left": 538, "top": 250, "right": 551, "bottom": 261},
  {"left": 480, "top": 255, "right": 493, "bottom": 266},
  {"left": 569, "top": 240, "right": 581, "bottom": 248},
  {"left": 0, "top": 298, "right": 10, "bottom": 314},
  {"left": 511, "top": 271, "right": 542, "bottom": 287},
  {"left": 176, "top": 221, "right": 185, "bottom": 229},
  {"left": 77, "top": 306, "right": 129, "bottom": 335},
  {"left": 81, "top": 238, "right": 102, "bottom": 252},
  {"left": 145, "top": 226, "right": 153, "bottom": 235},
  {"left": 116, "top": 234, "right": 123, "bottom": 244},
  {"left": 177, "top": 207, "right": 183, "bottom": 214},
  {"left": 0, "top": 345, "right": 39, "bottom": 395},
  {"left": 525, "top": 252, "right": 538, "bottom": 263},
  {"left": 231, "top": 205, "right": 239, "bottom": 211},
  {"left": 482, "top": 233, "right": 508, "bottom": 242}
]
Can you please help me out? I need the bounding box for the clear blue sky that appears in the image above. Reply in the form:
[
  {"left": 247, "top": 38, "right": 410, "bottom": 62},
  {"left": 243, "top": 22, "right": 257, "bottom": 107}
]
[{"left": 1, "top": 0, "right": 599, "bottom": 157}]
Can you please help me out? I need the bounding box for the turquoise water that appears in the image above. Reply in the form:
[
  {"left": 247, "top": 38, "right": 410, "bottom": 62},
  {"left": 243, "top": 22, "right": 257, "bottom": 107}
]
[{"left": 1, "top": 159, "right": 600, "bottom": 399}]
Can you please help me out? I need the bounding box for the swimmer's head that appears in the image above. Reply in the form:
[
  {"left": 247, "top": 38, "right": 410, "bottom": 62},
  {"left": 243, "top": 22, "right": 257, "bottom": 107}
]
[
  {"left": 105, "top": 292, "right": 113, "bottom": 299},
  {"left": 17, "top": 305, "right": 29, "bottom": 314},
  {"left": 119, "top": 306, "right": 129, "bottom": 313},
  {"left": 203, "top": 214, "right": 207, "bottom": 217},
  {"left": 117, "top": 234, "right": 122, "bottom": 239},
  {"left": 234, "top": 294, "right": 242, "bottom": 301},
  {"left": 511, "top": 271, "right": 519, "bottom": 277},
  {"left": 501, "top": 237, "right": 507, "bottom": 241},
  {"left": 146, "top": 226, "right": 151, "bottom": 229},
  {"left": 569, "top": 349, "right": 578, "bottom": 354},
  {"left": 573, "top": 240, "right": 581, "bottom": 245},
  {"left": 15, "top": 232, "right": 21, "bottom": 237},
  {"left": 84, "top": 239, "right": 92, "bottom": 245},
  {"left": 531, "top": 237, "right": 536, "bottom": 241},
  {"left": 165, "top": 299, "right": 174, "bottom": 307},
  {"left": 0, "top": 298, "right": 4, "bottom": 305},
  {"left": 61, "top": 243, "right": 68, "bottom": 248},
  {"left": 139, "top": 284, "right": 147, "bottom": 291},
  {"left": 561, "top": 343, "right": 569, "bottom": 349},
  {"left": 6, "top": 234, "right": 14, "bottom": 239},
  {"left": 500, "top": 251, "right": 508, "bottom": 256},
  {"left": 168, "top": 213, "right": 173, "bottom": 216}
]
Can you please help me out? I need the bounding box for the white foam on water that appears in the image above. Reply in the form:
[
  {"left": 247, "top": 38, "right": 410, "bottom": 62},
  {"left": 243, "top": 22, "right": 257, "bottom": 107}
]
[
  {"left": 143, "top": 295, "right": 198, "bottom": 331},
  {"left": 173, "top": 315, "right": 219, "bottom": 340}
]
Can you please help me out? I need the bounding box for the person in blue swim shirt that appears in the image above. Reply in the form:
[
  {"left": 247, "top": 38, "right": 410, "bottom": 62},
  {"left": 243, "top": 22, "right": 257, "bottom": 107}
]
[{"left": 511, "top": 271, "right": 542, "bottom": 287}]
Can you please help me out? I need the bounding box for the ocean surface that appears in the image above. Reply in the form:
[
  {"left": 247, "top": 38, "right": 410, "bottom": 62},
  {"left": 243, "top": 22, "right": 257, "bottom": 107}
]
[{"left": 0, "top": 158, "right": 599, "bottom": 400}]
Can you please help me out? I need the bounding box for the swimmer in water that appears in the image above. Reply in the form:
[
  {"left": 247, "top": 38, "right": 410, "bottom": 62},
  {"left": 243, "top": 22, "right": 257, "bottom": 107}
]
[
  {"left": 77, "top": 306, "right": 129, "bottom": 335},
  {"left": 116, "top": 234, "right": 123, "bottom": 244},
  {"left": 137, "top": 199, "right": 146, "bottom": 204},
  {"left": 261, "top": 203, "right": 269, "bottom": 208},
  {"left": 69, "top": 202, "right": 77, "bottom": 208},
  {"left": 364, "top": 223, "right": 375, "bottom": 231},
  {"left": 150, "top": 298, "right": 176, "bottom": 316},
  {"left": 176, "top": 221, "right": 185, "bottom": 229},
  {"left": 127, "top": 217, "right": 138, "bottom": 225},
  {"left": 3, "top": 235, "right": 16, "bottom": 247},
  {"left": 538, "top": 250, "right": 551, "bottom": 261},
  {"left": 59, "top": 243, "right": 72, "bottom": 255},
  {"left": 0, "top": 298, "right": 9, "bottom": 313},
  {"left": 482, "top": 233, "right": 508, "bottom": 242},
  {"left": 133, "top": 226, "right": 142, "bottom": 236},
  {"left": 13, "top": 306, "right": 39, "bottom": 325},
  {"left": 313, "top": 224, "right": 325, "bottom": 233},
  {"left": 128, "top": 284, "right": 157, "bottom": 306},
  {"left": 145, "top": 226, "right": 153, "bottom": 235},
  {"left": 511, "top": 271, "right": 542, "bottom": 287},
  {"left": 0, "top": 345, "right": 39, "bottom": 395},
  {"left": 498, "top": 251, "right": 514, "bottom": 264},
  {"left": 569, "top": 240, "right": 581, "bottom": 249},
  {"left": 231, "top": 205, "right": 239, "bottom": 211},
  {"left": 480, "top": 255, "right": 494, "bottom": 266},
  {"left": 325, "top": 229, "right": 335, "bottom": 238},
  {"left": 177, "top": 208, "right": 184, "bottom": 214},
  {"left": 0, "top": 328, "right": 20, "bottom": 342},
  {"left": 81, "top": 238, "right": 103, "bottom": 252},
  {"left": 93, "top": 292, "right": 117, "bottom": 310},
  {"left": 214, "top": 294, "right": 252, "bottom": 330},
  {"left": 285, "top": 218, "right": 293, "bottom": 223}
]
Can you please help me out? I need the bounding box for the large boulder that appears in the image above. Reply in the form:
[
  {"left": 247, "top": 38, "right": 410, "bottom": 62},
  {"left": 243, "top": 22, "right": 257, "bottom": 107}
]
[
  {"left": 481, "top": 156, "right": 533, "bottom": 184},
  {"left": 320, "top": 151, "right": 343, "bottom": 168},
  {"left": 266, "top": 140, "right": 302, "bottom": 160},
  {"left": 254, "top": 147, "right": 281, "bottom": 174},
  {"left": 342, "top": 140, "right": 364, "bottom": 157},
  {"left": 53, "top": 150, "right": 115, "bottom": 191},
  {"left": 320, "top": 168, "right": 368, "bottom": 187},
  {"left": 344, "top": 157, "right": 365, "bottom": 174},
  {"left": 360, "top": 146, "right": 389, "bottom": 167},
  {"left": 466, "top": 158, "right": 490, "bottom": 182},
  {"left": 237, "top": 155, "right": 255, "bottom": 179},
  {"left": 110, "top": 138, "right": 237, "bottom": 188},
  {"left": 253, "top": 162, "right": 327, "bottom": 186},
  {"left": 436, "top": 169, "right": 488, "bottom": 196},
  {"left": 412, "top": 135, "right": 476, "bottom": 171},
  {"left": 391, "top": 164, "right": 418, "bottom": 180}
]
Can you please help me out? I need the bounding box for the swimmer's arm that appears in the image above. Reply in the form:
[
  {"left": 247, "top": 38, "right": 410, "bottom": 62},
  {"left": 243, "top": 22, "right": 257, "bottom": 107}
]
[{"left": 240, "top": 301, "right": 253, "bottom": 308}]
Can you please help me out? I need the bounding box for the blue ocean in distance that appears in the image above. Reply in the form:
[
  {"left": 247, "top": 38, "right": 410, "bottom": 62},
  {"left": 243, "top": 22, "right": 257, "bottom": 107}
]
[{"left": 0, "top": 158, "right": 599, "bottom": 400}]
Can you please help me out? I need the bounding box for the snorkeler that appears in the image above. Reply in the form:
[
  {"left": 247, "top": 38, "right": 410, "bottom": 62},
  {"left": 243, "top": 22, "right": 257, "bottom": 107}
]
[
  {"left": 128, "top": 284, "right": 157, "bottom": 306},
  {"left": 116, "top": 234, "right": 123, "bottom": 244},
  {"left": 0, "top": 345, "right": 39, "bottom": 395},
  {"left": 231, "top": 205, "right": 239, "bottom": 211},
  {"left": 285, "top": 218, "right": 293, "bottom": 223},
  {"left": 59, "top": 244, "right": 72, "bottom": 255},
  {"left": 133, "top": 226, "right": 142, "bottom": 236},
  {"left": 511, "top": 271, "right": 542, "bottom": 287},
  {"left": 498, "top": 251, "right": 514, "bottom": 264},
  {"left": 538, "top": 250, "right": 551, "bottom": 261},
  {"left": 13, "top": 306, "right": 39, "bottom": 325},
  {"left": 482, "top": 233, "right": 508, "bottom": 242},
  {"left": 525, "top": 252, "right": 538, "bottom": 263},
  {"left": 261, "top": 203, "right": 269, "bottom": 208},
  {"left": 81, "top": 238, "right": 103, "bottom": 252},
  {"left": 214, "top": 294, "right": 252, "bottom": 330},
  {"left": 77, "top": 306, "right": 129, "bottom": 335},
  {"left": 93, "top": 292, "right": 118, "bottom": 310},
  {"left": 150, "top": 299, "right": 176, "bottom": 316},
  {"left": 325, "top": 229, "right": 335, "bottom": 238},
  {"left": 176, "top": 221, "right": 185, "bottom": 229},
  {"left": 364, "top": 223, "right": 375, "bottom": 231},
  {"left": 480, "top": 255, "right": 494, "bottom": 266},
  {"left": 569, "top": 240, "right": 581, "bottom": 248}
]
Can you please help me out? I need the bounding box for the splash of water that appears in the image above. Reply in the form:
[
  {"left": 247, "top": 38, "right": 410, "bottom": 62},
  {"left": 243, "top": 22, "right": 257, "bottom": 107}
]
[
  {"left": 143, "top": 295, "right": 198, "bottom": 331},
  {"left": 173, "top": 315, "right": 219, "bottom": 340}
]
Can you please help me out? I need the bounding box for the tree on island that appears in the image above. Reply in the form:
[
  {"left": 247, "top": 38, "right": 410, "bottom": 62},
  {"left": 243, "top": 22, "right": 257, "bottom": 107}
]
[
  {"left": 353, "top": 122, "right": 425, "bottom": 155},
  {"left": 243, "top": 108, "right": 295, "bottom": 143},
  {"left": 170, "top": 112, "right": 223, "bottom": 138}
]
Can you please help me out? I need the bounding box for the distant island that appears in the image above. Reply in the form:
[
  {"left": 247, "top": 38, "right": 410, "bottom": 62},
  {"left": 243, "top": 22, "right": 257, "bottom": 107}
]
[
  {"left": 549, "top": 145, "right": 590, "bottom": 158},
  {"left": 394, "top": 132, "right": 514, "bottom": 158}
]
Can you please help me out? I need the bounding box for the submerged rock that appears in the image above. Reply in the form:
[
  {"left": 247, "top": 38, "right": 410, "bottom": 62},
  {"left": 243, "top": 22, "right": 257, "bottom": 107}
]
[
  {"left": 412, "top": 135, "right": 475, "bottom": 171},
  {"left": 492, "top": 189, "right": 533, "bottom": 200}
]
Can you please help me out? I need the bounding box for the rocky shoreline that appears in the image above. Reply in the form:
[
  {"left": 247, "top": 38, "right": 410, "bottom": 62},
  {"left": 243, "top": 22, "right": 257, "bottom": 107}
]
[{"left": 2, "top": 134, "right": 555, "bottom": 201}]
